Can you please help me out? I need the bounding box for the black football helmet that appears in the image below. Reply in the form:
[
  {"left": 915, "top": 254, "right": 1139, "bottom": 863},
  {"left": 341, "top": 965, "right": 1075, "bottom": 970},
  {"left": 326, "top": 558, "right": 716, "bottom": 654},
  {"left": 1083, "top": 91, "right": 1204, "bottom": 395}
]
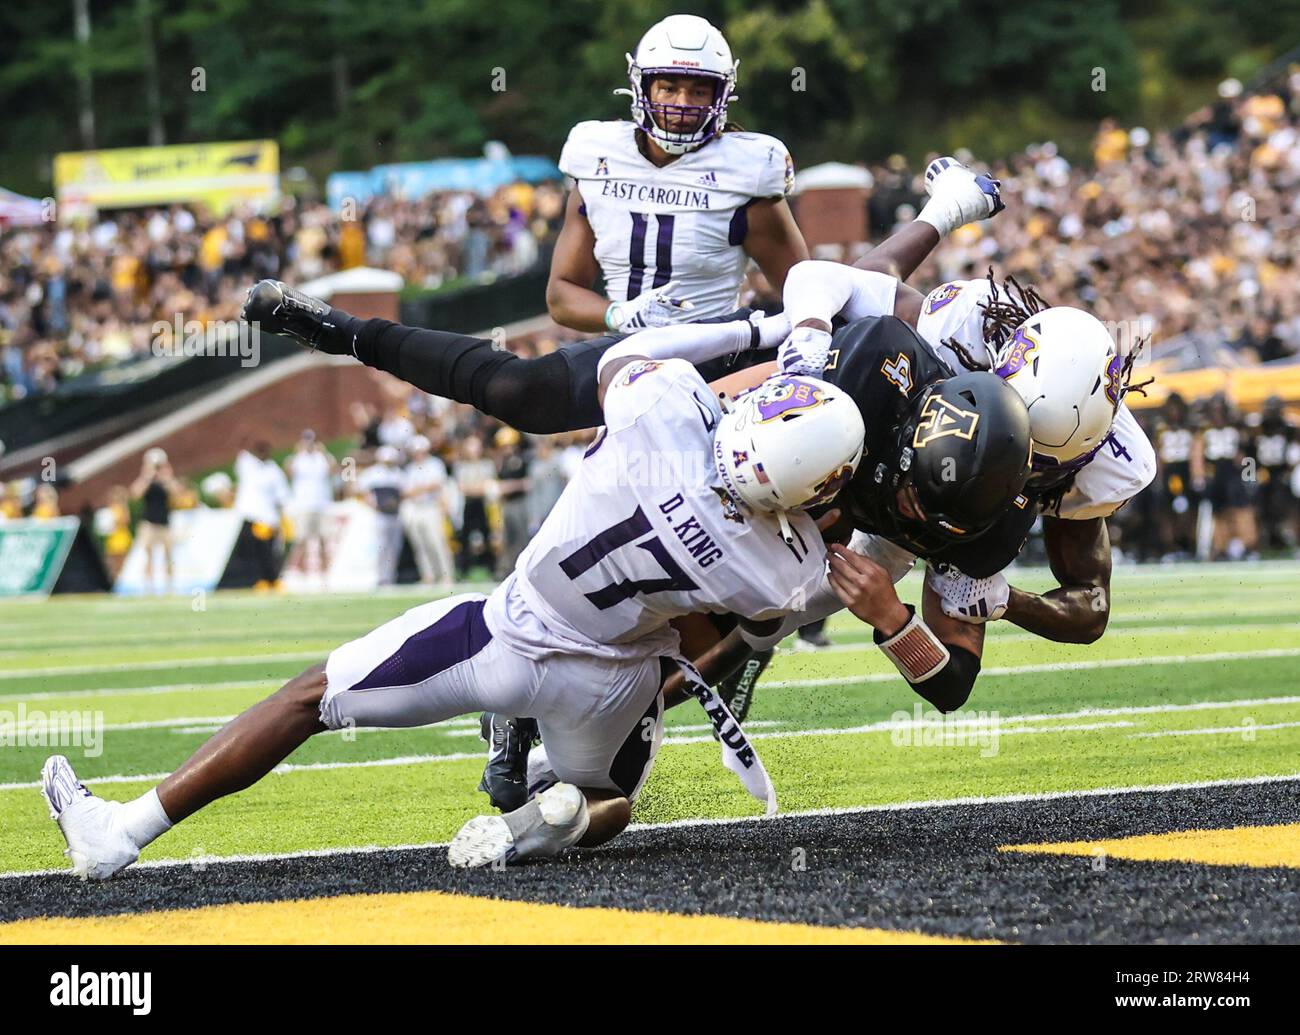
[{"left": 867, "top": 371, "right": 1033, "bottom": 555}]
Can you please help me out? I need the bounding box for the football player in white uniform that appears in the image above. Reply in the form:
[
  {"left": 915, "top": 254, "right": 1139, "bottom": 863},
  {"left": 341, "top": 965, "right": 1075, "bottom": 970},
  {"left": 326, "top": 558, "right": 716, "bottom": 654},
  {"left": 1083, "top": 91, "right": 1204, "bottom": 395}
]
[
  {"left": 293, "top": 20, "right": 803, "bottom": 452},
  {"left": 766, "top": 156, "right": 1157, "bottom": 647},
  {"left": 546, "top": 14, "right": 806, "bottom": 333},
  {"left": 41, "top": 314, "right": 868, "bottom": 877}
]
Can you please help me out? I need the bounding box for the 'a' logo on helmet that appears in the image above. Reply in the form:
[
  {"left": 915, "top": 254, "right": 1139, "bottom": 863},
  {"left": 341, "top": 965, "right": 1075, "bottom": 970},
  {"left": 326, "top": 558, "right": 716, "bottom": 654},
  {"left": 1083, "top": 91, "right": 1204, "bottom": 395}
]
[{"left": 913, "top": 395, "right": 980, "bottom": 448}]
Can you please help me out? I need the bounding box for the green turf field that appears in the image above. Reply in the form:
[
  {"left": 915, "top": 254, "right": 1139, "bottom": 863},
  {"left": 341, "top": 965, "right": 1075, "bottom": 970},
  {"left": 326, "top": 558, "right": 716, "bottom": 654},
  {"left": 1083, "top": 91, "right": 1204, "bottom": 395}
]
[{"left": 2, "top": 562, "right": 1298, "bottom": 876}]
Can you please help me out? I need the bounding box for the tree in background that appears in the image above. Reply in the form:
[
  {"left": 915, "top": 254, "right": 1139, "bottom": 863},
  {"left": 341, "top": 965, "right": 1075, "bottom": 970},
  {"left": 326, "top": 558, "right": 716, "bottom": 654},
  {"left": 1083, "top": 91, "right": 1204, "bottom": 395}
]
[{"left": 0, "top": 0, "right": 1294, "bottom": 195}]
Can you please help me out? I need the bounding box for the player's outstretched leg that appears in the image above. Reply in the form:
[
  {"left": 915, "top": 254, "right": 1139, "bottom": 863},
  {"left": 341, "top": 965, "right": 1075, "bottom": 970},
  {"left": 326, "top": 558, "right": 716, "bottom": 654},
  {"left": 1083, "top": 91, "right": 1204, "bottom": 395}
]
[
  {"left": 42, "top": 663, "right": 330, "bottom": 880},
  {"left": 241, "top": 280, "right": 584, "bottom": 434}
]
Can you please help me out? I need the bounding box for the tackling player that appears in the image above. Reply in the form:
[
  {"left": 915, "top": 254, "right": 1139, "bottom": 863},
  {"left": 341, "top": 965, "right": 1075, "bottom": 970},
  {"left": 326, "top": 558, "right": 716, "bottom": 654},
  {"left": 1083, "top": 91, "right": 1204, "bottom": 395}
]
[
  {"left": 42, "top": 325, "right": 867, "bottom": 876},
  {"left": 547, "top": 14, "right": 806, "bottom": 334},
  {"left": 771, "top": 217, "right": 1155, "bottom": 647}
]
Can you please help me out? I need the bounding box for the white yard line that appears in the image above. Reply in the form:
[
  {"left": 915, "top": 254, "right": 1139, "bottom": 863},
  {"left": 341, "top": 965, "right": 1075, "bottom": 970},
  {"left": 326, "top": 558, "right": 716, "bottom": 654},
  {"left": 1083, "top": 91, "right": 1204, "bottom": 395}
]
[
  {"left": 3, "top": 770, "right": 1296, "bottom": 881},
  {"left": 4, "top": 691, "right": 1296, "bottom": 791},
  {"left": 0, "top": 651, "right": 325, "bottom": 680},
  {"left": 1, "top": 680, "right": 280, "bottom": 702},
  {"left": 805, "top": 624, "right": 1299, "bottom": 655},
  {"left": 0, "top": 714, "right": 480, "bottom": 735},
  {"left": 0, "top": 751, "right": 488, "bottom": 792},
  {"left": 765, "top": 647, "right": 1300, "bottom": 689},
  {"left": 1128, "top": 721, "right": 1300, "bottom": 739},
  {"left": 5, "top": 644, "right": 1299, "bottom": 701}
]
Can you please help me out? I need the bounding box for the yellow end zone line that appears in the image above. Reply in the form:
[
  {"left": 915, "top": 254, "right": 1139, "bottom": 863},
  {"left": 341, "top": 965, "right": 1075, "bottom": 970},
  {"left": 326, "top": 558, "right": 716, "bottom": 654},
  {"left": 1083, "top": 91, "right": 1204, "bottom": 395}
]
[
  {"left": 1001, "top": 823, "right": 1300, "bottom": 869},
  {"left": 0, "top": 889, "right": 994, "bottom": 945}
]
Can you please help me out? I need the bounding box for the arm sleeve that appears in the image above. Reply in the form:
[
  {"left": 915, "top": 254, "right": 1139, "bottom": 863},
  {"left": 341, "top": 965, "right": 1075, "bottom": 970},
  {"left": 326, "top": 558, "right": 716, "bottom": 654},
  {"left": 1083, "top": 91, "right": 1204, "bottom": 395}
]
[
  {"left": 595, "top": 320, "right": 754, "bottom": 384},
  {"left": 783, "top": 260, "right": 899, "bottom": 329}
]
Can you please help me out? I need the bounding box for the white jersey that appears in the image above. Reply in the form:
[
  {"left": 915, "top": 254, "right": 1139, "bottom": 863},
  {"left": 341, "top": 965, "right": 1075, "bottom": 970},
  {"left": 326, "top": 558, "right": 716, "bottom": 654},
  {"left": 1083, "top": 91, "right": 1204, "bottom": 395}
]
[
  {"left": 485, "top": 358, "right": 826, "bottom": 661},
  {"left": 559, "top": 120, "right": 794, "bottom": 320},
  {"left": 916, "top": 279, "right": 1156, "bottom": 520}
]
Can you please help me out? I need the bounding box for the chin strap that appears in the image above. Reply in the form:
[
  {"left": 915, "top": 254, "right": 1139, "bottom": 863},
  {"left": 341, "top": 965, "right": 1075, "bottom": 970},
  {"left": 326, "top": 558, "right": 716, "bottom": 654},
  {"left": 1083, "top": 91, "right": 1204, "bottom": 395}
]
[{"left": 776, "top": 510, "right": 795, "bottom": 545}]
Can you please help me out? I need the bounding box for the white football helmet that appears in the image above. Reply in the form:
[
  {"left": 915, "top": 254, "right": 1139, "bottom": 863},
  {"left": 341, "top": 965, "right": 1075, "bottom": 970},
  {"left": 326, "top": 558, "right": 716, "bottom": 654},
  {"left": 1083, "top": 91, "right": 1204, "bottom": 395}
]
[
  {"left": 714, "top": 375, "right": 865, "bottom": 527},
  {"left": 617, "top": 15, "right": 738, "bottom": 155},
  {"left": 993, "top": 306, "right": 1127, "bottom": 478}
]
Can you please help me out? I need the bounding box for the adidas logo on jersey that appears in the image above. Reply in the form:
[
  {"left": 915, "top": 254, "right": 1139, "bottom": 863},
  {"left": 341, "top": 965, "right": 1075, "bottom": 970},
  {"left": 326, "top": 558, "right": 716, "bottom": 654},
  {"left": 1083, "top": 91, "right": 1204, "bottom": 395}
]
[{"left": 697, "top": 171, "right": 718, "bottom": 187}]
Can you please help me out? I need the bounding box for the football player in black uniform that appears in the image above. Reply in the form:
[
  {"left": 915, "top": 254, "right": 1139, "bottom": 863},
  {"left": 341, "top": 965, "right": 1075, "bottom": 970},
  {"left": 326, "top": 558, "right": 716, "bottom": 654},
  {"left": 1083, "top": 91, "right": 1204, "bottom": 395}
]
[
  {"left": 243, "top": 277, "right": 1031, "bottom": 808},
  {"left": 240, "top": 156, "right": 1024, "bottom": 809}
]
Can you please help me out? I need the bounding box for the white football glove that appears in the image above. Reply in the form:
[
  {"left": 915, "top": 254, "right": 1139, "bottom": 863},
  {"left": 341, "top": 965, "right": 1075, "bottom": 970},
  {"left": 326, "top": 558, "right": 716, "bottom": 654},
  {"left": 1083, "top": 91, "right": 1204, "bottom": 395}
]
[
  {"left": 749, "top": 310, "right": 792, "bottom": 350},
  {"left": 917, "top": 156, "right": 1005, "bottom": 237},
  {"left": 776, "top": 325, "right": 833, "bottom": 376},
  {"left": 926, "top": 563, "right": 1010, "bottom": 624},
  {"left": 605, "top": 280, "right": 693, "bottom": 333}
]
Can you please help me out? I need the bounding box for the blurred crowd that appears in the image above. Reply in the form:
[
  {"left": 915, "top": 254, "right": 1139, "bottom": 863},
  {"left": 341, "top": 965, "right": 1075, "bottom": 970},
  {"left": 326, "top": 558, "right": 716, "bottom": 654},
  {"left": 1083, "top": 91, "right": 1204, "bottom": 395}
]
[
  {"left": 0, "top": 180, "right": 565, "bottom": 403},
  {"left": 0, "top": 382, "right": 595, "bottom": 591},
  {"left": 836, "top": 69, "right": 1300, "bottom": 369},
  {"left": 1113, "top": 394, "right": 1300, "bottom": 563}
]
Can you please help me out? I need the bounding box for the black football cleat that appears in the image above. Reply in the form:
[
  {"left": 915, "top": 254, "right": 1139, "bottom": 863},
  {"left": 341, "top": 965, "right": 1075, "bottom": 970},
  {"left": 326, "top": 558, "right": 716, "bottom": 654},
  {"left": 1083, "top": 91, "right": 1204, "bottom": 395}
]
[
  {"left": 715, "top": 647, "right": 773, "bottom": 727},
  {"left": 240, "top": 280, "right": 354, "bottom": 355},
  {"left": 477, "top": 713, "right": 539, "bottom": 813}
]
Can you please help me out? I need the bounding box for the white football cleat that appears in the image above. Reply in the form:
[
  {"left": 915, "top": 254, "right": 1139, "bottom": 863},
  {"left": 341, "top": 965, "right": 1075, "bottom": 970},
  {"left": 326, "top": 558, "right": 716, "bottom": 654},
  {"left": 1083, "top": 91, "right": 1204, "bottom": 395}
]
[
  {"left": 41, "top": 755, "right": 139, "bottom": 880},
  {"left": 447, "top": 782, "right": 589, "bottom": 869}
]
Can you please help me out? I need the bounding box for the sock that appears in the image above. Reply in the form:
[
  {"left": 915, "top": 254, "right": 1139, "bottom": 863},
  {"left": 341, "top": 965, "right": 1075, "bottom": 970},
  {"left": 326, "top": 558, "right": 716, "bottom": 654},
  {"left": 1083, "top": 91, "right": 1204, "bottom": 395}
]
[
  {"left": 502, "top": 784, "right": 590, "bottom": 859},
  {"left": 119, "top": 788, "right": 173, "bottom": 849}
]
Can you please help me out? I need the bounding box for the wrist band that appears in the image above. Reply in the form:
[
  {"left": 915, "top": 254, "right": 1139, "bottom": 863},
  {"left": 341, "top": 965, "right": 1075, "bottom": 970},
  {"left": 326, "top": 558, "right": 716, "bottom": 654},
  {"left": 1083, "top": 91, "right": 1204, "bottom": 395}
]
[
  {"left": 875, "top": 604, "right": 950, "bottom": 683},
  {"left": 604, "top": 303, "right": 621, "bottom": 332}
]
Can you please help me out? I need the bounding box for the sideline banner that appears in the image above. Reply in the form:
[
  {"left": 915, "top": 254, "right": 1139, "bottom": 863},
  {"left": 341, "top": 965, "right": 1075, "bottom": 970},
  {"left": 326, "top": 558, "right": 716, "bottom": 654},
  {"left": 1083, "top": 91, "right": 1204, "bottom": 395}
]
[
  {"left": 0, "top": 518, "right": 79, "bottom": 598},
  {"left": 280, "top": 500, "right": 386, "bottom": 593},
  {"left": 54, "top": 140, "right": 279, "bottom": 218},
  {"left": 114, "top": 508, "right": 243, "bottom": 596}
]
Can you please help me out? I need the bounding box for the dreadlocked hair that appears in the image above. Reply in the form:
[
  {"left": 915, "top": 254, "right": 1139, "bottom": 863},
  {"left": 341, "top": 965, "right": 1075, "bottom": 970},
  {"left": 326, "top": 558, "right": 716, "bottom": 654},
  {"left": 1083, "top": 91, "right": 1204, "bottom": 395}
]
[
  {"left": 939, "top": 268, "right": 1053, "bottom": 373},
  {"left": 942, "top": 335, "right": 992, "bottom": 372},
  {"left": 1117, "top": 333, "right": 1156, "bottom": 405},
  {"left": 978, "top": 267, "right": 1052, "bottom": 352}
]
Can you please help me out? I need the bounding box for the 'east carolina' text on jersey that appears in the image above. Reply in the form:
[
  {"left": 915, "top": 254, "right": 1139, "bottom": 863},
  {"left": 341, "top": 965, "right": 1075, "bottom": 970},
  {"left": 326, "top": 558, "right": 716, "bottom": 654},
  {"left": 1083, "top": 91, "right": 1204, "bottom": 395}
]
[
  {"left": 559, "top": 120, "right": 794, "bottom": 320},
  {"left": 916, "top": 278, "right": 1156, "bottom": 519},
  {"left": 486, "top": 358, "right": 825, "bottom": 661}
]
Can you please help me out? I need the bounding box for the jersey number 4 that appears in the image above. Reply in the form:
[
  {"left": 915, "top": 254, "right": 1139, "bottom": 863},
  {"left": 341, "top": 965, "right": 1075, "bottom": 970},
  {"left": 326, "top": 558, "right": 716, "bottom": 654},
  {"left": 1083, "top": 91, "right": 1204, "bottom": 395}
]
[
  {"left": 559, "top": 505, "right": 698, "bottom": 609},
  {"left": 626, "top": 213, "right": 675, "bottom": 299}
]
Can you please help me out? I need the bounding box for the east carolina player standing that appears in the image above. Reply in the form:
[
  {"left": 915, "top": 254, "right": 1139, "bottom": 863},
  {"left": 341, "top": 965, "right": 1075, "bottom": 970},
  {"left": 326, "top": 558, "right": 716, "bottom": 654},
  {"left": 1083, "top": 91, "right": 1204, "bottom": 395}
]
[{"left": 546, "top": 14, "right": 806, "bottom": 333}]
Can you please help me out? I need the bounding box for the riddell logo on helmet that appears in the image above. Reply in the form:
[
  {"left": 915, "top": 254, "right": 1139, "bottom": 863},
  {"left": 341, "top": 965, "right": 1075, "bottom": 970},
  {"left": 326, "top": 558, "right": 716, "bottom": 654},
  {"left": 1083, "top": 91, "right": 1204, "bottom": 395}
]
[{"left": 913, "top": 396, "right": 980, "bottom": 448}]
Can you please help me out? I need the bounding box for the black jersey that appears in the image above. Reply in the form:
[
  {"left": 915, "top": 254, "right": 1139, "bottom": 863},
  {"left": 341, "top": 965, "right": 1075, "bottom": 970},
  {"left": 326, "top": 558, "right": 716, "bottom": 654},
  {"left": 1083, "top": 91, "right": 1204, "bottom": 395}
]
[
  {"left": 818, "top": 316, "right": 1038, "bottom": 577},
  {"left": 816, "top": 316, "right": 950, "bottom": 531},
  {"left": 563, "top": 312, "right": 1034, "bottom": 576}
]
